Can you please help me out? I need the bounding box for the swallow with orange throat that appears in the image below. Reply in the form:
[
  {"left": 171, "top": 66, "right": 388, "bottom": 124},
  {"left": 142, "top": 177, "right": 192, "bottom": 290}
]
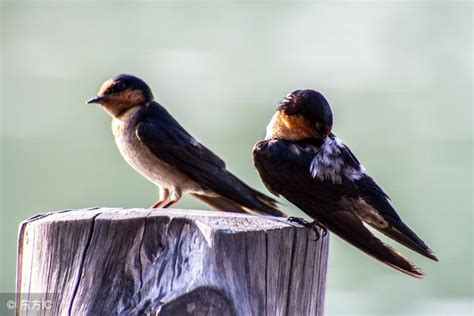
[
  {"left": 252, "top": 89, "right": 437, "bottom": 277},
  {"left": 87, "top": 74, "right": 284, "bottom": 216}
]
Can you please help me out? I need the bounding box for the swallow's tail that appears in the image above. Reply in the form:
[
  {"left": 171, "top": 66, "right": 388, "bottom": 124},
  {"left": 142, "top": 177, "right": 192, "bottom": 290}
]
[
  {"left": 367, "top": 220, "right": 438, "bottom": 261},
  {"left": 192, "top": 194, "right": 249, "bottom": 213},
  {"left": 321, "top": 211, "right": 424, "bottom": 278},
  {"left": 192, "top": 192, "right": 285, "bottom": 217},
  {"left": 192, "top": 167, "right": 286, "bottom": 217},
  {"left": 246, "top": 187, "right": 286, "bottom": 216}
]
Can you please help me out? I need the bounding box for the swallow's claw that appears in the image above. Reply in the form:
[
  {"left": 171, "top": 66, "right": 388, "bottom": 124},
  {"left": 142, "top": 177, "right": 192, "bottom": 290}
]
[
  {"left": 312, "top": 227, "right": 321, "bottom": 241},
  {"left": 287, "top": 216, "right": 311, "bottom": 226},
  {"left": 312, "top": 221, "right": 327, "bottom": 240},
  {"left": 321, "top": 226, "right": 328, "bottom": 237},
  {"left": 287, "top": 217, "right": 327, "bottom": 241}
]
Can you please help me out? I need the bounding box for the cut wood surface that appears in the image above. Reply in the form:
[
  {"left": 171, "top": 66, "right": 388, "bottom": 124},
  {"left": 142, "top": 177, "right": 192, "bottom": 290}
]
[{"left": 16, "top": 208, "right": 329, "bottom": 315}]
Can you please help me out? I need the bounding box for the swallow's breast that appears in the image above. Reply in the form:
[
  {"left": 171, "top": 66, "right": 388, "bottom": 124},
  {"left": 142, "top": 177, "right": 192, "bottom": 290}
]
[{"left": 111, "top": 107, "right": 204, "bottom": 193}]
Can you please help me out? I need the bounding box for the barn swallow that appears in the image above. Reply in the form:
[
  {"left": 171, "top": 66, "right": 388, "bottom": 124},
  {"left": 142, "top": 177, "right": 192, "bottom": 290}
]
[
  {"left": 252, "top": 89, "right": 437, "bottom": 277},
  {"left": 87, "top": 74, "right": 284, "bottom": 216}
]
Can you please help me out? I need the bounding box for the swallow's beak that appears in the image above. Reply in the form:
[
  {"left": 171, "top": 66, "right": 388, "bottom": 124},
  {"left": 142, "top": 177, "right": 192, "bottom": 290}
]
[{"left": 86, "top": 95, "right": 106, "bottom": 104}]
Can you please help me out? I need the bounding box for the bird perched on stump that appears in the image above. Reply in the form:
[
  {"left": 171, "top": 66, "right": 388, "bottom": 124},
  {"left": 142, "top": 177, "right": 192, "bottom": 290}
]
[
  {"left": 252, "top": 89, "right": 437, "bottom": 277},
  {"left": 88, "top": 74, "right": 283, "bottom": 216}
]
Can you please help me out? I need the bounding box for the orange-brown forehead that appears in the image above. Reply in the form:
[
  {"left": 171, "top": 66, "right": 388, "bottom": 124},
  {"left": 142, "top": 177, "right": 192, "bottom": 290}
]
[{"left": 98, "top": 79, "right": 116, "bottom": 96}]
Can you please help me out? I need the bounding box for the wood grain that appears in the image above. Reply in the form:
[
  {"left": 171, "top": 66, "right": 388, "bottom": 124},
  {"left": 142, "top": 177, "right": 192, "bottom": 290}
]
[{"left": 16, "top": 208, "right": 329, "bottom": 315}]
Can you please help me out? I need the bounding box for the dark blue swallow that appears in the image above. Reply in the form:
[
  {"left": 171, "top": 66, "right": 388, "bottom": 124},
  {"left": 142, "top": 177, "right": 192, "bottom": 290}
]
[
  {"left": 253, "top": 89, "right": 437, "bottom": 277},
  {"left": 88, "top": 74, "right": 284, "bottom": 216}
]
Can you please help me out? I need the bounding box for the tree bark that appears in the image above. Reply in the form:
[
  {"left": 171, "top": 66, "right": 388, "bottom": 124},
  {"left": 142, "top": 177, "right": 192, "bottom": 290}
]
[{"left": 16, "top": 208, "right": 329, "bottom": 316}]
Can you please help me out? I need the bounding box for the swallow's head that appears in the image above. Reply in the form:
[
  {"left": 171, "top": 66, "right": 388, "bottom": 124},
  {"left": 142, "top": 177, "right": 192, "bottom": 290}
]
[
  {"left": 87, "top": 74, "right": 154, "bottom": 118},
  {"left": 265, "top": 89, "right": 333, "bottom": 141}
]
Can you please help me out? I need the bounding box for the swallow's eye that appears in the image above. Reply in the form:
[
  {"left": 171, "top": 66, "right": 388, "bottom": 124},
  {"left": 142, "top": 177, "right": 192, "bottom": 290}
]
[
  {"left": 315, "top": 121, "right": 325, "bottom": 133},
  {"left": 114, "top": 82, "right": 127, "bottom": 92},
  {"left": 107, "top": 82, "right": 127, "bottom": 94}
]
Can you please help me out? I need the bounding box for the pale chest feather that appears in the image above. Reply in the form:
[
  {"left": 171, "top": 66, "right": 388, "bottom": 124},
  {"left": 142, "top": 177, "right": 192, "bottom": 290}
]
[
  {"left": 111, "top": 108, "right": 154, "bottom": 174},
  {"left": 112, "top": 118, "right": 124, "bottom": 138},
  {"left": 110, "top": 107, "right": 206, "bottom": 193}
]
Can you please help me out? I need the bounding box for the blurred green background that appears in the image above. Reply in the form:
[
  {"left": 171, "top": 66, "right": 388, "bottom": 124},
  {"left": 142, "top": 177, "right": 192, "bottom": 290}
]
[{"left": 1, "top": 1, "right": 472, "bottom": 315}]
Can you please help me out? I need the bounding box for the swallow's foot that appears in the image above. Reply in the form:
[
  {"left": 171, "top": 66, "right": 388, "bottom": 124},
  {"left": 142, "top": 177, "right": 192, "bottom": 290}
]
[
  {"left": 162, "top": 200, "right": 178, "bottom": 208},
  {"left": 287, "top": 216, "right": 311, "bottom": 226},
  {"left": 151, "top": 188, "right": 171, "bottom": 209},
  {"left": 162, "top": 189, "right": 182, "bottom": 209},
  {"left": 151, "top": 200, "right": 165, "bottom": 208},
  {"left": 287, "top": 217, "right": 327, "bottom": 241}
]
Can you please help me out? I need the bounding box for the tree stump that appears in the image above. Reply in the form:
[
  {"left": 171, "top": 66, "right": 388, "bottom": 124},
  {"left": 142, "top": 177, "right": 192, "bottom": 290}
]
[{"left": 16, "top": 208, "right": 329, "bottom": 315}]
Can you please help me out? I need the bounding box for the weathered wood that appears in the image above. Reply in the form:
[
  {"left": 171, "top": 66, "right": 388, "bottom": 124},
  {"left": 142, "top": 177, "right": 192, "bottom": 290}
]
[{"left": 16, "top": 208, "right": 329, "bottom": 316}]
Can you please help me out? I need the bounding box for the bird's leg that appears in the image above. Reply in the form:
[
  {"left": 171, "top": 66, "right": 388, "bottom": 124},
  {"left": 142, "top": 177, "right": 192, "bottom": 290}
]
[
  {"left": 151, "top": 187, "right": 170, "bottom": 209},
  {"left": 287, "top": 216, "right": 328, "bottom": 241},
  {"left": 162, "top": 188, "right": 182, "bottom": 208}
]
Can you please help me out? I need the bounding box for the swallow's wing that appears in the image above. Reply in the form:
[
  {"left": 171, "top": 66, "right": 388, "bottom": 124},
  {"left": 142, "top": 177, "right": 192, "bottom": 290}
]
[
  {"left": 137, "top": 102, "right": 226, "bottom": 168},
  {"left": 135, "top": 102, "right": 284, "bottom": 216},
  {"left": 253, "top": 138, "right": 432, "bottom": 277},
  {"left": 353, "top": 174, "right": 438, "bottom": 261},
  {"left": 334, "top": 141, "right": 437, "bottom": 261}
]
